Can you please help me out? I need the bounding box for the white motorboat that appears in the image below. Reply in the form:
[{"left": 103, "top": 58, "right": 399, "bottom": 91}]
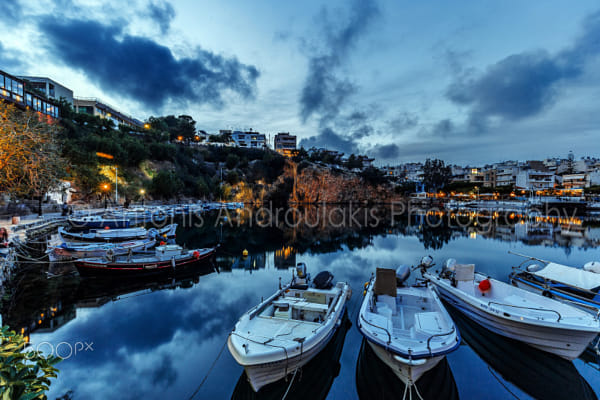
[
  {"left": 358, "top": 267, "right": 460, "bottom": 385},
  {"left": 423, "top": 257, "right": 600, "bottom": 360},
  {"left": 227, "top": 264, "right": 352, "bottom": 392}
]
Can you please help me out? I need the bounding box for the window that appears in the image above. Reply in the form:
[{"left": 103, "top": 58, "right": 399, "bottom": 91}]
[
  {"left": 16, "top": 81, "right": 23, "bottom": 96},
  {"left": 26, "top": 93, "right": 32, "bottom": 106},
  {"left": 0, "top": 74, "right": 4, "bottom": 89}
]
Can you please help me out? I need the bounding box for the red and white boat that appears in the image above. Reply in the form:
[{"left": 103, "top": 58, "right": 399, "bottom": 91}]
[{"left": 74, "top": 244, "right": 217, "bottom": 277}]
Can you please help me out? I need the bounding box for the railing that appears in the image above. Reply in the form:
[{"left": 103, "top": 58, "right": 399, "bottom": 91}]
[
  {"left": 426, "top": 327, "right": 456, "bottom": 355},
  {"left": 488, "top": 301, "right": 562, "bottom": 322},
  {"left": 359, "top": 313, "right": 392, "bottom": 344}
]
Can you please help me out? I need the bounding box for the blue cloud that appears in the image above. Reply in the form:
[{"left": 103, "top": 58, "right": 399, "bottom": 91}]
[
  {"left": 299, "top": 0, "right": 379, "bottom": 124},
  {"left": 299, "top": 127, "right": 358, "bottom": 155},
  {"left": 37, "top": 17, "right": 259, "bottom": 110},
  {"left": 147, "top": 0, "right": 176, "bottom": 34},
  {"left": 445, "top": 10, "right": 600, "bottom": 131}
]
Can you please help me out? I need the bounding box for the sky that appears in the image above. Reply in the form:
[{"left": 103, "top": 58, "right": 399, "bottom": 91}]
[{"left": 2, "top": 0, "right": 600, "bottom": 165}]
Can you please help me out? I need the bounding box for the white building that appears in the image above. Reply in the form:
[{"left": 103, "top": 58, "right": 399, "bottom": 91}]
[
  {"left": 231, "top": 131, "right": 267, "bottom": 148},
  {"left": 516, "top": 170, "right": 555, "bottom": 190}
]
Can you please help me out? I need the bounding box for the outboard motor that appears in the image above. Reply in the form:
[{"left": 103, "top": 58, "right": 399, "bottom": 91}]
[
  {"left": 526, "top": 263, "right": 543, "bottom": 273},
  {"left": 296, "top": 262, "right": 307, "bottom": 279},
  {"left": 396, "top": 265, "right": 411, "bottom": 286},
  {"left": 313, "top": 271, "right": 334, "bottom": 289},
  {"left": 291, "top": 262, "right": 310, "bottom": 289},
  {"left": 441, "top": 258, "right": 457, "bottom": 279},
  {"left": 418, "top": 255, "right": 435, "bottom": 274}
]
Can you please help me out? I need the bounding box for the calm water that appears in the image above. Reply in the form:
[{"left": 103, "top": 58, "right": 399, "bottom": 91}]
[{"left": 4, "top": 207, "right": 600, "bottom": 399}]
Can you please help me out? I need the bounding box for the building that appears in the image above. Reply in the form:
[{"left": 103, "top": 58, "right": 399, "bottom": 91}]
[
  {"left": 73, "top": 97, "right": 143, "bottom": 128},
  {"left": 18, "top": 76, "right": 74, "bottom": 104},
  {"left": 274, "top": 132, "right": 297, "bottom": 156},
  {"left": 231, "top": 130, "right": 267, "bottom": 148},
  {"left": 562, "top": 173, "right": 588, "bottom": 190},
  {"left": 0, "top": 69, "right": 60, "bottom": 118},
  {"left": 483, "top": 168, "right": 496, "bottom": 188},
  {"left": 515, "top": 170, "right": 555, "bottom": 190},
  {"left": 496, "top": 166, "right": 519, "bottom": 187}
]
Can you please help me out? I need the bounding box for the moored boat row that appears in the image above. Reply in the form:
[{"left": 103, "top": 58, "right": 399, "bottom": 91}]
[{"left": 227, "top": 254, "right": 600, "bottom": 394}]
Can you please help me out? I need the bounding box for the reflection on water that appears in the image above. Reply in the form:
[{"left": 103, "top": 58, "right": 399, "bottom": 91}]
[
  {"left": 2, "top": 206, "right": 600, "bottom": 399},
  {"left": 447, "top": 303, "right": 597, "bottom": 400},
  {"left": 355, "top": 338, "right": 459, "bottom": 400},
  {"left": 231, "top": 312, "right": 351, "bottom": 400}
]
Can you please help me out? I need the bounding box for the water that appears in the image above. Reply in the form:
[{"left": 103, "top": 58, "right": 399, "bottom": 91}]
[{"left": 3, "top": 207, "right": 600, "bottom": 399}]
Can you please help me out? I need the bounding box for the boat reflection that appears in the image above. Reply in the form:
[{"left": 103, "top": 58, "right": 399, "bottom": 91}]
[
  {"left": 446, "top": 304, "right": 597, "bottom": 400},
  {"left": 230, "top": 312, "right": 351, "bottom": 400},
  {"left": 355, "top": 338, "right": 458, "bottom": 400}
]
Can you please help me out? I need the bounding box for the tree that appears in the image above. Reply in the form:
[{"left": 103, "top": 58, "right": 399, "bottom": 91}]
[
  {"left": 422, "top": 159, "right": 451, "bottom": 191},
  {"left": 226, "top": 153, "right": 240, "bottom": 169},
  {"left": 150, "top": 170, "right": 183, "bottom": 199},
  {"left": 0, "top": 102, "right": 68, "bottom": 214},
  {"left": 0, "top": 326, "right": 61, "bottom": 400}
]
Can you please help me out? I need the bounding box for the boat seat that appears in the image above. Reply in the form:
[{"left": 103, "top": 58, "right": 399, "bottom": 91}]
[
  {"left": 414, "top": 312, "right": 443, "bottom": 335},
  {"left": 455, "top": 264, "right": 475, "bottom": 295}
]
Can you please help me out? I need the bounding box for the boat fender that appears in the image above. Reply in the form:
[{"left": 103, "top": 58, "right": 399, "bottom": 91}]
[
  {"left": 171, "top": 257, "right": 176, "bottom": 269},
  {"left": 104, "top": 226, "right": 110, "bottom": 230},
  {"left": 193, "top": 250, "right": 200, "bottom": 259},
  {"left": 478, "top": 279, "right": 491, "bottom": 294}
]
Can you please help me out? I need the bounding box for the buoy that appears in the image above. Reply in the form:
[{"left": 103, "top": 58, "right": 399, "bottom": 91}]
[
  {"left": 363, "top": 282, "right": 369, "bottom": 288},
  {"left": 159, "top": 241, "right": 166, "bottom": 246},
  {"left": 478, "top": 279, "right": 491, "bottom": 293},
  {"left": 104, "top": 226, "right": 110, "bottom": 230},
  {"left": 242, "top": 249, "right": 249, "bottom": 257},
  {"left": 193, "top": 251, "right": 200, "bottom": 259}
]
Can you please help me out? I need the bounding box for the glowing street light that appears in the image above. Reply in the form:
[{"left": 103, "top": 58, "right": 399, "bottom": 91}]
[
  {"left": 102, "top": 183, "right": 110, "bottom": 209},
  {"left": 140, "top": 188, "right": 146, "bottom": 207}
]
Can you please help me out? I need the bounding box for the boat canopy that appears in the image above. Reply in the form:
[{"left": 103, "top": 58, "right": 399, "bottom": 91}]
[{"left": 533, "top": 263, "right": 600, "bottom": 291}]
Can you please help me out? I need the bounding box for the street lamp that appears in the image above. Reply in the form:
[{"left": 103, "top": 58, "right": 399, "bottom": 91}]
[
  {"left": 140, "top": 188, "right": 145, "bottom": 207},
  {"left": 102, "top": 183, "right": 110, "bottom": 209}
]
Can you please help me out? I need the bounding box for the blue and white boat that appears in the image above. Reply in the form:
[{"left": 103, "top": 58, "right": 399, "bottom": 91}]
[
  {"left": 68, "top": 215, "right": 130, "bottom": 229},
  {"left": 509, "top": 252, "right": 600, "bottom": 313},
  {"left": 358, "top": 266, "right": 460, "bottom": 385}
]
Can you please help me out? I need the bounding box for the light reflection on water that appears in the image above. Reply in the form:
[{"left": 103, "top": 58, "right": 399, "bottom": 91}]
[{"left": 3, "top": 208, "right": 600, "bottom": 399}]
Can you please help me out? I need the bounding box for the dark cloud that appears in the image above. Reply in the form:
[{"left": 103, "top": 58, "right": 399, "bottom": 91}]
[
  {"left": 299, "top": 0, "right": 379, "bottom": 124},
  {"left": 0, "top": 41, "right": 26, "bottom": 70},
  {"left": 151, "top": 355, "right": 177, "bottom": 388},
  {"left": 388, "top": 112, "right": 419, "bottom": 132},
  {"left": 372, "top": 143, "right": 400, "bottom": 160},
  {"left": 5, "top": 0, "right": 21, "bottom": 21},
  {"left": 147, "top": 0, "right": 175, "bottom": 34},
  {"left": 351, "top": 124, "right": 373, "bottom": 139},
  {"left": 432, "top": 119, "right": 453, "bottom": 136},
  {"left": 37, "top": 17, "right": 259, "bottom": 110},
  {"left": 445, "top": 10, "right": 600, "bottom": 132},
  {"left": 299, "top": 127, "right": 359, "bottom": 155}
]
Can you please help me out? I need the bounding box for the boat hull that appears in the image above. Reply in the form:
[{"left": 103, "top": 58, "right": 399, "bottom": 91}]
[
  {"left": 367, "top": 341, "right": 443, "bottom": 385},
  {"left": 240, "top": 316, "right": 344, "bottom": 392},
  {"left": 74, "top": 249, "right": 216, "bottom": 278},
  {"left": 69, "top": 219, "right": 130, "bottom": 229},
  {"left": 434, "top": 283, "right": 597, "bottom": 360}
]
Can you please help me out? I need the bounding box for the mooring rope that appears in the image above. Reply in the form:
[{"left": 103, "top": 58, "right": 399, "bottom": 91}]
[
  {"left": 281, "top": 367, "right": 299, "bottom": 400},
  {"left": 188, "top": 336, "right": 230, "bottom": 400}
]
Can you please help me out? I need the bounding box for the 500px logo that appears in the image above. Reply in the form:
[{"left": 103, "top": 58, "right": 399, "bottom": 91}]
[{"left": 26, "top": 341, "right": 94, "bottom": 360}]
